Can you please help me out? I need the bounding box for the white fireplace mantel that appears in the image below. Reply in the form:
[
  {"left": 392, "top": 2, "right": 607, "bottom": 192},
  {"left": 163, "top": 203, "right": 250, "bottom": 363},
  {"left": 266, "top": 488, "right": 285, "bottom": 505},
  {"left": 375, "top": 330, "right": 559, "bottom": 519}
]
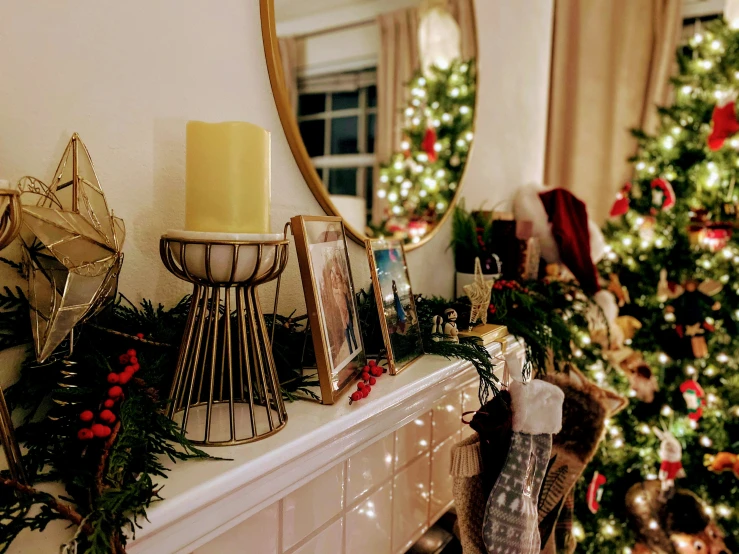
[{"left": 9, "top": 338, "right": 523, "bottom": 554}]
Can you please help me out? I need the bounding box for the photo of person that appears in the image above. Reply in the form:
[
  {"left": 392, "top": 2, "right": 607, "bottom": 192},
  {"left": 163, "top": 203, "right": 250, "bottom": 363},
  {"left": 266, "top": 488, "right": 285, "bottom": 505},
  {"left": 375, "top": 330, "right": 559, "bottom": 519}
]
[
  {"left": 305, "top": 221, "right": 363, "bottom": 385},
  {"left": 368, "top": 240, "right": 423, "bottom": 372},
  {"left": 292, "top": 216, "right": 365, "bottom": 403}
]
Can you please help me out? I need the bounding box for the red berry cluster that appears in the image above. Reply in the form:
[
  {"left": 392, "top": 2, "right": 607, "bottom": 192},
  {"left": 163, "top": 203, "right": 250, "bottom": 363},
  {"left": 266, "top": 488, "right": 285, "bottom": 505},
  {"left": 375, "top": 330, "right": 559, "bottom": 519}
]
[
  {"left": 349, "top": 360, "right": 385, "bottom": 403},
  {"left": 492, "top": 280, "right": 529, "bottom": 294},
  {"left": 77, "top": 347, "right": 141, "bottom": 441}
]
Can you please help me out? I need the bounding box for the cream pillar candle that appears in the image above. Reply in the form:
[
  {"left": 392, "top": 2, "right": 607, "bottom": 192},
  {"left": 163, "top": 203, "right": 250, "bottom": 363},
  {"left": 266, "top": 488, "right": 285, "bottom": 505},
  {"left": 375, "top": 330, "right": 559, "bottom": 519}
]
[{"left": 185, "top": 121, "right": 270, "bottom": 233}]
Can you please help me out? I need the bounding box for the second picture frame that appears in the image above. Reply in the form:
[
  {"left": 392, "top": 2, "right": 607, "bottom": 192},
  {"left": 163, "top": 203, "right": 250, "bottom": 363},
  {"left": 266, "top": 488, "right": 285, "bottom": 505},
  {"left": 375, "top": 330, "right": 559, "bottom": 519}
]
[{"left": 366, "top": 238, "right": 424, "bottom": 375}]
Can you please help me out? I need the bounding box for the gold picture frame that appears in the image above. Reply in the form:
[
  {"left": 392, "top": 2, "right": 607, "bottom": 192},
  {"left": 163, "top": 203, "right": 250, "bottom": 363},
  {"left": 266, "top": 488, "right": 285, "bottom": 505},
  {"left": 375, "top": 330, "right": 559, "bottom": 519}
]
[
  {"left": 366, "top": 239, "right": 424, "bottom": 375},
  {"left": 291, "top": 215, "right": 365, "bottom": 404}
]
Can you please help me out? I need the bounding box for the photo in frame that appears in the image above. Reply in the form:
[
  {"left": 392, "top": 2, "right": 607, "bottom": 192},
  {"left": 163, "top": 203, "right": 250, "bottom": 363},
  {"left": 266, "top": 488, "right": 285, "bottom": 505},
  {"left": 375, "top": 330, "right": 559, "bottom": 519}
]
[
  {"left": 366, "top": 239, "right": 424, "bottom": 374},
  {"left": 291, "top": 215, "right": 365, "bottom": 404}
]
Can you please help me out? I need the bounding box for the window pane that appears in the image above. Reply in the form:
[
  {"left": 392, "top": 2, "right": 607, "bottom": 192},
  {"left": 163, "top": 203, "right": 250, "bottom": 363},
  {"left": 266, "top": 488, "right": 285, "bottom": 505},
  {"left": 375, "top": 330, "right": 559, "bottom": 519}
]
[
  {"left": 365, "top": 167, "right": 374, "bottom": 215},
  {"left": 316, "top": 167, "right": 324, "bottom": 182},
  {"left": 328, "top": 168, "right": 358, "bottom": 196},
  {"left": 299, "top": 120, "right": 325, "bottom": 157},
  {"left": 367, "top": 85, "right": 377, "bottom": 108},
  {"left": 332, "top": 91, "right": 359, "bottom": 111},
  {"left": 298, "top": 94, "right": 326, "bottom": 116},
  {"left": 367, "top": 113, "right": 376, "bottom": 154},
  {"left": 331, "top": 117, "right": 359, "bottom": 155}
]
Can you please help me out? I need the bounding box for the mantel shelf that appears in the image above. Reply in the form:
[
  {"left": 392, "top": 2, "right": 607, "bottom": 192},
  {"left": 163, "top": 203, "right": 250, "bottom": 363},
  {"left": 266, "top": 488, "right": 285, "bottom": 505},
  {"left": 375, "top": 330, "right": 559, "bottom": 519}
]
[{"left": 8, "top": 340, "right": 519, "bottom": 554}]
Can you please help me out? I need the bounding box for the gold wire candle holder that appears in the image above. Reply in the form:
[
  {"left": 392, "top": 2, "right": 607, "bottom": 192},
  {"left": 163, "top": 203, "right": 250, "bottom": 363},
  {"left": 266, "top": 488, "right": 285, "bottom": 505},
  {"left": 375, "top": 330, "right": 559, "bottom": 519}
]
[
  {"left": 160, "top": 231, "right": 289, "bottom": 446},
  {"left": 0, "top": 189, "right": 26, "bottom": 482}
]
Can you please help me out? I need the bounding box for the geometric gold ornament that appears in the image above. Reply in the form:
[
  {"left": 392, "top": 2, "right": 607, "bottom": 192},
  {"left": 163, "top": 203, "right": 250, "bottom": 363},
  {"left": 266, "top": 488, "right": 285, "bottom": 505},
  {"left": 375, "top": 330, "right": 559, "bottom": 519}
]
[
  {"left": 464, "top": 256, "right": 495, "bottom": 327},
  {"left": 19, "top": 133, "right": 125, "bottom": 362}
]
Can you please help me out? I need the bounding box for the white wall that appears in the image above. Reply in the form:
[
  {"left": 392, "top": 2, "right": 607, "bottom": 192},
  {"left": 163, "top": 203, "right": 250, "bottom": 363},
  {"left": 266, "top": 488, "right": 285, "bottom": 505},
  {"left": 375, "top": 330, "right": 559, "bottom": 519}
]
[{"left": 0, "top": 0, "right": 553, "bottom": 315}]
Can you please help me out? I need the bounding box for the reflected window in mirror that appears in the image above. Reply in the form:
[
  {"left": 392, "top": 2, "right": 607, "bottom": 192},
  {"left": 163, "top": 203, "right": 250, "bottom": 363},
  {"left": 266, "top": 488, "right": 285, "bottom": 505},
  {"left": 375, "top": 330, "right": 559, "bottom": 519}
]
[{"left": 297, "top": 72, "right": 378, "bottom": 225}]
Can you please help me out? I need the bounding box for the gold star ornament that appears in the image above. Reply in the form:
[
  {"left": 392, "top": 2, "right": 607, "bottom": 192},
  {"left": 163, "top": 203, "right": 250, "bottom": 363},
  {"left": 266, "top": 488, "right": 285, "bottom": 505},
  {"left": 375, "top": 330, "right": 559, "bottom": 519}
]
[
  {"left": 464, "top": 257, "right": 494, "bottom": 327},
  {"left": 19, "top": 134, "right": 125, "bottom": 362}
]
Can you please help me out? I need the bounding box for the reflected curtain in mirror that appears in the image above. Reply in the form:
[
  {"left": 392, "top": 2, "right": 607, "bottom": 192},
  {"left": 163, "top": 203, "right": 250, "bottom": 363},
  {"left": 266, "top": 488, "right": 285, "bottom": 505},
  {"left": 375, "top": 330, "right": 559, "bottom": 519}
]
[{"left": 279, "top": 36, "right": 299, "bottom": 113}]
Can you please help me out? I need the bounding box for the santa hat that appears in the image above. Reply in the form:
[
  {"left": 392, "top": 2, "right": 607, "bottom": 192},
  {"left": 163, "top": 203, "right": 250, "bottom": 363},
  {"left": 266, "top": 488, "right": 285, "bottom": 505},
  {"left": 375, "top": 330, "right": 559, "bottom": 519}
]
[{"left": 513, "top": 184, "right": 603, "bottom": 294}]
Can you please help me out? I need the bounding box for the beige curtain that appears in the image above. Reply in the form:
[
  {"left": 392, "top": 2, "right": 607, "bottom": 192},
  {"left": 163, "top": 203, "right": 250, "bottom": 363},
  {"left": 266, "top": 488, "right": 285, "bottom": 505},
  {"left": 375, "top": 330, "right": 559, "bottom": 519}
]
[
  {"left": 278, "top": 36, "right": 299, "bottom": 114},
  {"left": 545, "top": 0, "right": 682, "bottom": 223}
]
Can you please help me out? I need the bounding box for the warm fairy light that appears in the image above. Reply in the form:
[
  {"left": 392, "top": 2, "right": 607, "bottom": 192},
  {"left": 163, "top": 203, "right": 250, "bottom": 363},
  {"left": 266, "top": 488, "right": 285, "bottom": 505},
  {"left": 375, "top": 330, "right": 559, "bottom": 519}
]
[
  {"left": 705, "top": 505, "right": 714, "bottom": 517},
  {"left": 581, "top": 334, "right": 591, "bottom": 345},
  {"left": 681, "top": 85, "right": 693, "bottom": 95},
  {"left": 417, "top": 152, "right": 428, "bottom": 162},
  {"left": 623, "top": 548, "right": 632, "bottom": 554},
  {"left": 658, "top": 353, "right": 669, "bottom": 364},
  {"left": 686, "top": 365, "right": 696, "bottom": 375},
  {"left": 717, "top": 353, "right": 729, "bottom": 363},
  {"left": 460, "top": 106, "right": 470, "bottom": 114},
  {"left": 718, "top": 505, "right": 731, "bottom": 517},
  {"left": 693, "top": 33, "right": 704, "bottom": 44},
  {"left": 380, "top": 175, "right": 389, "bottom": 183},
  {"left": 450, "top": 87, "right": 460, "bottom": 97},
  {"left": 640, "top": 424, "right": 651, "bottom": 434},
  {"left": 377, "top": 189, "right": 387, "bottom": 198},
  {"left": 574, "top": 349, "right": 583, "bottom": 358},
  {"left": 572, "top": 522, "right": 584, "bottom": 540},
  {"left": 609, "top": 426, "right": 619, "bottom": 437},
  {"left": 623, "top": 237, "right": 633, "bottom": 246},
  {"left": 689, "top": 419, "right": 699, "bottom": 430},
  {"left": 699, "top": 59, "right": 714, "bottom": 70},
  {"left": 636, "top": 161, "right": 646, "bottom": 170},
  {"left": 700, "top": 436, "right": 713, "bottom": 447},
  {"left": 646, "top": 473, "right": 658, "bottom": 480},
  {"left": 404, "top": 107, "right": 415, "bottom": 117},
  {"left": 613, "top": 438, "right": 624, "bottom": 448},
  {"left": 394, "top": 175, "right": 403, "bottom": 183},
  {"left": 603, "top": 523, "right": 615, "bottom": 536},
  {"left": 655, "top": 238, "right": 664, "bottom": 247},
  {"left": 661, "top": 405, "right": 673, "bottom": 416},
  {"left": 465, "top": 131, "right": 474, "bottom": 141},
  {"left": 392, "top": 205, "right": 402, "bottom": 215},
  {"left": 412, "top": 117, "right": 421, "bottom": 126},
  {"left": 663, "top": 136, "right": 675, "bottom": 149},
  {"left": 649, "top": 520, "right": 659, "bottom": 530},
  {"left": 711, "top": 39, "right": 723, "bottom": 50},
  {"left": 665, "top": 312, "right": 676, "bottom": 322},
  {"left": 705, "top": 366, "right": 717, "bottom": 377},
  {"left": 441, "top": 113, "right": 452, "bottom": 123},
  {"left": 400, "top": 140, "right": 410, "bottom": 150},
  {"left": 388, "top": 191, "right": 398, "bottom": 202}
]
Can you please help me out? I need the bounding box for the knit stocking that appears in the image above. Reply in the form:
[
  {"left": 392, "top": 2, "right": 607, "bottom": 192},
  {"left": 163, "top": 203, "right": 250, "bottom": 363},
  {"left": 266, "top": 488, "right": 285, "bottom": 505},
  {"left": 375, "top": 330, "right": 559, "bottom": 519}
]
[
  {"left": 451, "top": 391, "right": 513, "bottom": 554},
  {"left": 482, "top": 380, "right": 564, "bottom": 554}
]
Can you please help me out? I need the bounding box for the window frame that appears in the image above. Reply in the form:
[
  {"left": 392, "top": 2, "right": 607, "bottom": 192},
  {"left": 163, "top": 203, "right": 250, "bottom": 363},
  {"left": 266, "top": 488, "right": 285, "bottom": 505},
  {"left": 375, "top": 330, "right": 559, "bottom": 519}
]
[{"left": 297, "top": 75, "right": 377, "bottom": 220}]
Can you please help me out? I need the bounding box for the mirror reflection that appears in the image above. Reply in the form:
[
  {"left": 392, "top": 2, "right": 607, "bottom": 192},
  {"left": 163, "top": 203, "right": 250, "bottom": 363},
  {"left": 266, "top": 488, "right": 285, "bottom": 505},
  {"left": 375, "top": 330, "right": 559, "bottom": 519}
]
[{"left": 274, "top": 0, "right": 476, "bottom": 245}]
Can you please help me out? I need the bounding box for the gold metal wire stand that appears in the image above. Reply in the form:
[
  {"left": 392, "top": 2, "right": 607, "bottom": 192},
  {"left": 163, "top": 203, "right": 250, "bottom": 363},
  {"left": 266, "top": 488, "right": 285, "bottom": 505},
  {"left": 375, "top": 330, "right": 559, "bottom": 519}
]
[
  {"left": 0, "top": 190, "right": 26, "bottom": 482},
  {"left": 160, "top": 232, "right": 289, "bottom": 446}
]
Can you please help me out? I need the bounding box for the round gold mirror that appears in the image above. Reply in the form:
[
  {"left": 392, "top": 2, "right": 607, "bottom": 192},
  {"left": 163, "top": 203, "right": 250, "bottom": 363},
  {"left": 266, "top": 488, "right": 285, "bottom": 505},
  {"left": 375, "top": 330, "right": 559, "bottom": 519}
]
[{"left": 261, "top": 0, "right": 477, "bottom": 250}]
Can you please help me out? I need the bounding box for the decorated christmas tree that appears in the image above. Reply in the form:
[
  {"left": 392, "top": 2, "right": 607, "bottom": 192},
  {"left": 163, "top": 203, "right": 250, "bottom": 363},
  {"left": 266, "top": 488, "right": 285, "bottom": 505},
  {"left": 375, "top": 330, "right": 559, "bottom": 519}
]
[
  {"left": 374, "top": 58, "right": 475, "bottom": 242},
  {"left": 575, "top": 16, "right": 739, "bottom": 554}
]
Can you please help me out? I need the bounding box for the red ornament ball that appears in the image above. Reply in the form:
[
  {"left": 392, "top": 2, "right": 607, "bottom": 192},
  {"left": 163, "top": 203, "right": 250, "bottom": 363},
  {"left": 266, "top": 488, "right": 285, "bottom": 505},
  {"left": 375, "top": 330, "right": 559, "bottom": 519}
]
[
  {"left": 136, "top": 332, "right": 145, "bottom": 339},
  {"left": 361, "top": 372, "right": 370, "bottom": 382},
  {"left": 363, "top": 365, "right": 370, "bottom": 372},
  {"left": 357, "top": 382, "right": 366, "bottom": 390},
  {"left": 351, "top": 391, "right": 362, "bottom": 402},
  {"left": 104, "top": 399, "right": 115, "bottom": 408},
  {"left": 118, "top": 372, "right": 131, "bottom": 385},
  {"left": 118, "top": 354, "right": 130, "bottom": 365},
  {"left": 108, "top": 386, "right": 123, "bottom": 399},
  {"left": 372, "top": 367, "right": 382, "bottom": 377},
  {"left": 99, "top": 409, "right": 116, "bottom": 424},
  {"left": 369, "top": 360, "right": 377, "bottom": 367},
  {"left": 364, "top": 385, "right": 371, "bottom": 394},
  {"left": 129, "top": 356, "right": 138, "bottom": 365},
  {"left": 369, "top": 377, "right": 376, "bottom": 385},
  {"left": 127, "top": 349, "right": 137, "bottom": 357},
  {"left": 131, "top": 363, "right": 140, "bottom": 373},
  {"left": 91, "top": 423, "right": 111, "bottom": 438},
  {"left": 107, "top": 373, "right": 120, "bottom": 384},
  {"left": 361, "top": 389, "right": 369, "bottom": 398},
  {"left": 77, "top": 428, "right": 94, "bottom": 441},
  {"left": 80, "top": 410, "right": 94, "bottom": 422}
]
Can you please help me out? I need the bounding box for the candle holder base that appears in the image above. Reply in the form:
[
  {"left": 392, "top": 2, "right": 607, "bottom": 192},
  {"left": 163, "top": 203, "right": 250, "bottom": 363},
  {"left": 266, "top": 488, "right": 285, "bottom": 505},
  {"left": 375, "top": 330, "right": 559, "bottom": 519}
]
[{"left": 160, "top": 233, "right": 289, "bottom": 446}]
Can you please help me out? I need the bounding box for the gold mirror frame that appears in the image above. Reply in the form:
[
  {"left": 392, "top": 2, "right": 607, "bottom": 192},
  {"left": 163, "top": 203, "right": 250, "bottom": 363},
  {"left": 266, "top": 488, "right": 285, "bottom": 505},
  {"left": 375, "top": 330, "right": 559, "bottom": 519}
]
[{"left": 259, "top": 0, "right": 478, "bottom": 251}]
